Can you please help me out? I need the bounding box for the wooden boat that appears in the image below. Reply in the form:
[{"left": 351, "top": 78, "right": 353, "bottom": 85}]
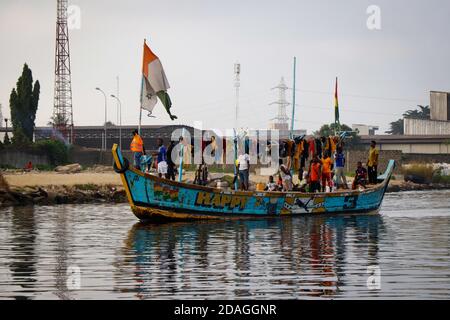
[{"left": 112, "top": 144, "right": 395, "bottom": 222}]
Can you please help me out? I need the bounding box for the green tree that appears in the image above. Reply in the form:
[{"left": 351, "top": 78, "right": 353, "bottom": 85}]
[
  {"left": 9, "top": 64, "right": 40, "bottom": 145},
  {"left": 386, "top": 105, "right": 430, "bottom": 135},
  {"left": 386, "top": 119, "right": 404, "bottom": 135},
  {"left": 314, "top": 123, "right": 353, "bottom": 137},
  {"left": 314, "top": 123, "right": 362, "bottom": 150}
]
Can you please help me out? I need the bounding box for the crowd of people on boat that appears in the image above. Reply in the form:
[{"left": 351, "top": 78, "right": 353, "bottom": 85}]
[
  {"left": 129, "top": 130, "right": 380, "bottom": 193},
  {"left": 260, "top": 136, "right": 380, "bottom": 193}
]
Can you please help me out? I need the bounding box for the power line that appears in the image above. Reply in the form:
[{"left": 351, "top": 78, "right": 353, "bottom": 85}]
[{"left": 295, "top": 88, "right": 427, "bottom": 103}]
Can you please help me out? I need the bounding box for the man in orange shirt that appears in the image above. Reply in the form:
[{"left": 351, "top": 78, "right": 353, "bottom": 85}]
[
  {"left": 321, "top": 153, "right": 333, "bottom": 192},
  {"left": 309, "top": 156, "right": 321, "bottom": 193},
  {"left": 130, "top": 129, "right": 145, "bottom": 170}
]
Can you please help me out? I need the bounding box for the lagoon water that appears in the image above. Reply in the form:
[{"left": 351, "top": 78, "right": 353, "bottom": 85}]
[{"left": 0, "top": 190, "right": 449, "bottom": 300}]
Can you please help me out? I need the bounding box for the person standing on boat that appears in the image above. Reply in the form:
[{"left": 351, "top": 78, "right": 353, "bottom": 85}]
[
  {"left": 309, "top": 156, "right": 322, "bottom": 193},
  {"left": 237, "top": 150, "right": 250, "bottom": 191},
  {"left": 367, "top": 140, "right": 379, "bottom": 184},
  {"left": 321, "top": 153, "right": 333, "bottom": 192},
  {"left": 130, "top": 130, "right": 145, "bottom": 170},
  {"left": 334, "top": 146, "right": 348, "bottom": 189},
  {"left": 156, "top": 138, "right": 168, "bottom": 178},
  {"left": 166, "top": 140, "right": 177, "bottom": 181}
]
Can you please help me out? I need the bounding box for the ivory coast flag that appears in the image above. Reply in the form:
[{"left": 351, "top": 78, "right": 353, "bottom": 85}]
[
  {"left": 141, "top": 40, "right": 177, "bottom": 120},
  {"left": 334, "top": 77, "right": 340, "bottom": 125}
]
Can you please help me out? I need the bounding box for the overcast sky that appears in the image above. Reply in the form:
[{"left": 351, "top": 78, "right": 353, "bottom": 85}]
[{"left": 0, "top": 0, "right": 449, "bottom": 134}]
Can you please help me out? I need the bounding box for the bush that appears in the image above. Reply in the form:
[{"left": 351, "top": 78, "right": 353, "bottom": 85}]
[
  {"left": 432, "top": 169, "right": 450, "bottom": 184},
  {"left": 32, "top": 139, "right": 69, "bottom": 166},
  {"left": 402, "top": 163, "right": 435, "bottom": 183}
]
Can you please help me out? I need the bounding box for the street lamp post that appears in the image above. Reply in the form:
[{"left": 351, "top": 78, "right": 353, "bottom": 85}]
[
  {"left": 4, "top": 118, "right": 9, "bottom": 142},
  {"left": 95, "top": 88, "right": 108, "bottom": 150},
  {"left": 110, "top": 94, "right": 122, "bottom": 150}
]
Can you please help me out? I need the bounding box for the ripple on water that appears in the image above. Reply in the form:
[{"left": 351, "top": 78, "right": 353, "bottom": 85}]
[{"left": 0, "top": 191, "right": 449, "bottom": 299}]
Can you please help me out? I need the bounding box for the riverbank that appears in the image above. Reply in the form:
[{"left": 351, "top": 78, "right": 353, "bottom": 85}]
[{"left": 1, "top": 171, "right": 450, "bottom": 207}]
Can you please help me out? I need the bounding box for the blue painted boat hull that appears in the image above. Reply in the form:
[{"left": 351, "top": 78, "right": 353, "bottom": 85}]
[{"left": 112, "top": 144, "right": 394, "bottom": 221}]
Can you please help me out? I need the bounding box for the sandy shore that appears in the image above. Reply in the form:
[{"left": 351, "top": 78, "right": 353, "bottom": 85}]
[
  {"left": 2, "top": 171, "right": 203, "bottom": 188},
  {"left": 3, "top": 171, "right": 122, "bottom": 187}
]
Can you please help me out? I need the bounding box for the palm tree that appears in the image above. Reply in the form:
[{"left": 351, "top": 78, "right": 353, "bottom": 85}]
[{"left": 386, "top": 105, "right": 430, "bottom": 135}]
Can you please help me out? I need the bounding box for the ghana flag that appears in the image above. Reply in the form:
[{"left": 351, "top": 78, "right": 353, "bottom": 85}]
[
  {"left": 334, "top": 77, "right": 340, "bottom": 125},
  {"left": 141, "top": 40, "right": 177, "bottom": 121}
]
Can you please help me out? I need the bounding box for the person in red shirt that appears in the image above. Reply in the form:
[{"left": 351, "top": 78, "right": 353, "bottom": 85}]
[
  {"left": 321, "top": 153, "right": 333, "bottom": 192},
  {"left": 24, "top": 161, "right": 33, "bottom": 172},
  {"left": 309, "top": 156, "right": 321, "bottom": 193}
]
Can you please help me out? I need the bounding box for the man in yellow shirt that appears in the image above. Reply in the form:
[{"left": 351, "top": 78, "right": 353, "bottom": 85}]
[{"left": 367, "top": 140, "right": 379, "bottom": 184}]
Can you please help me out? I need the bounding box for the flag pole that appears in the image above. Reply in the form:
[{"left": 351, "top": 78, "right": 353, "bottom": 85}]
[
  {"left": 290, "top": 56, "right": 297, "bottom": 139},
  {"left": 138, "top": 39, "right": 146, "bottom": 135},
  {"left": 138, "top": 105, "right": 143, "bottom": 135},
  {"left": 334, "top": 76, "right": 341, "bottom": 135},
  {"left": 178, "top": 127, "right": 185, "bottom": 182}
]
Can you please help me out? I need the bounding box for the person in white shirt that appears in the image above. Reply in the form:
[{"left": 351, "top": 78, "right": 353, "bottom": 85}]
[
  {"left": 265, "top": 175, "right": 278, "bottom": 192},
  {"left": 237, "top": 152, "right": 250, "bottom": 190}
]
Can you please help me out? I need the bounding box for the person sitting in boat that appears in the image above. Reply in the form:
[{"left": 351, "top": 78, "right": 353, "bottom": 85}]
[
  {"left": 264, "top": 175, "right": 278, "bottom": 192},
  {"left": 297, "top": 171, "right": 309, "bottom": 192},
  {"left": 279, "top": 159, "right": 293, "bottom": 191},
  {"left": 276, "top": 174, "right": 283, "bottom": 191},
  {"left": 194, "top": 163, "right": 209, "bottom": 186},
  {"left": 155, "top": 138, "right": 168, "bottom": 178},
  {"left": 130, "top": 130, "right": 145, "bottom": 170},
  {"left": 237, "top": 150, "right": 250, "bottom": 191},
  {"left": 140, "top": 154, "right": 153, "bottom": 173},
  {"left": 309, "top": 155, "right": 322, "bottom": 193},
  {"left": 352, "top": 161, "right": 368, "bottom": 190}
]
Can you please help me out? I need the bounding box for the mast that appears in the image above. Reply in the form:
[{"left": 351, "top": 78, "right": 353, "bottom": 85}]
[
  {"left": 290, "top": 57, "right": 297, "bottom": 139},
  {"left": 233, "top": 63, "right": 241, "bottom": 191}
]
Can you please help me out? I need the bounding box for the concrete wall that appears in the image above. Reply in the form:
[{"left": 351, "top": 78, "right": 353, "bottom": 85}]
[
  {"left": 404, "top": 118, "right": 450, "bottom": 135},
  {"left": 430, "top": 91, "right": 450, "bottom": 121},
  {"left": 0, "top": 150, "right": 51, "bottom": 168},
  {"left": 344, "top": 149, "right": 402, "bottom": 174},
  {"left": 379, "top": 142, "right": 450, "bottom": 154},
  {"left": 68, "top": 148, "right": 134, "bottom": 167}
]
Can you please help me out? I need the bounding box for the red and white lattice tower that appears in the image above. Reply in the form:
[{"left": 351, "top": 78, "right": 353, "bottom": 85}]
[{"left": 53, "top": 0, "right": 74, "bottom": 143}]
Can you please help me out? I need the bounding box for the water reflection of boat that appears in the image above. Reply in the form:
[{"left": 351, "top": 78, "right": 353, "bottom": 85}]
[
  {"left": 114, "top": 216, "right": 383, "bottom": 299},
  {"left": 112, "top": 144, "right": 395, "bottom": 222}
]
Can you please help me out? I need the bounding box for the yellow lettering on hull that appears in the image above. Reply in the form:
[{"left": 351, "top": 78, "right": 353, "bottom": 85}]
[{"left": 195, "top": 192, "right": 248, "bottom": 210}]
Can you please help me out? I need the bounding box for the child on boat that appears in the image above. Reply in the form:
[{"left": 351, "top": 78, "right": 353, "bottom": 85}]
[
  {"left": 265, "top": 176, "right": 278, "bottom": 192},
  {"left": 309, "top": 156, "right": 321, "bottom": 193},
  {"left": 321, "top": 152, "right": 333, "bottom": 192},
  {"left": 353, "top": 161, "right": 368, "bottom": 190},
  {"left": 276, "top": 175, "right": 283, "bottom": 191}
]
